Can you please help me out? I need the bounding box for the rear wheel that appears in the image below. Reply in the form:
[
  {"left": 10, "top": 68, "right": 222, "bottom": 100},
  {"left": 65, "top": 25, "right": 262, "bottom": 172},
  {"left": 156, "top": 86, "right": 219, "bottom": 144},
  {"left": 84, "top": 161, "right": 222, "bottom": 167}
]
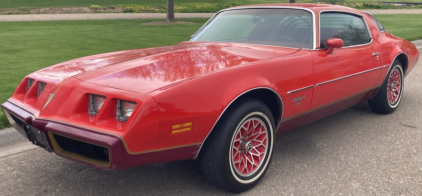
[
  {"left": 200, "top": 98, "right": 275, "bottom": 193},
  {"left": 369, "top": 61, "right": 404, "bottom": 114}
]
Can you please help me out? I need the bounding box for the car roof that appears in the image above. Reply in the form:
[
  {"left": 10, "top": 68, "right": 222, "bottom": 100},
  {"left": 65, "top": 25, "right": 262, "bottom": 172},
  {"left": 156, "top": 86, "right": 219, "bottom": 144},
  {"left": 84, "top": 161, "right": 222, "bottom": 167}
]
[{"left": 226, "top": 3, "right": 365, "bottom": 15}]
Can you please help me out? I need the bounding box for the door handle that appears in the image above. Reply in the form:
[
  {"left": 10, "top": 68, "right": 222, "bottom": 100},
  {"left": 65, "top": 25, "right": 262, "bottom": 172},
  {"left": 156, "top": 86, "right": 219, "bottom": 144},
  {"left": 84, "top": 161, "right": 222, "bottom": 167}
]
[{"left": 372, "top": 52, "right": 380, "bottom": 56}]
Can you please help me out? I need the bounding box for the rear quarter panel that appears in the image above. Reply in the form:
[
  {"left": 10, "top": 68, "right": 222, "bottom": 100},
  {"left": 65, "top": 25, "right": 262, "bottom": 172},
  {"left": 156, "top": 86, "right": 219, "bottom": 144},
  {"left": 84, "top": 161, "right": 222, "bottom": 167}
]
[{"left": 365, "top": 14, "right": 419, "bottom": 85}]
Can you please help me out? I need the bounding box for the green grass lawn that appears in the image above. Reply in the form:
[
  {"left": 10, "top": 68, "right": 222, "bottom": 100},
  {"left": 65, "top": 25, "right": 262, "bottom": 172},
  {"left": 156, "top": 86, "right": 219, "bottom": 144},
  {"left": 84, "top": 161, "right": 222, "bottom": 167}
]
[
  {"left": 2, "top": 0, "right": 422, "bottom": 9},
  {"left": 375, "top": 14, "right": 422, "bottom": 41},
  {"left": 3, "top": 1, "right": 304, "bottom": 9},
  {"left": 0, "top": 14, "right": 421, "bottom": 129},
  {"left": 2, "top": 0, "right": 422, "bottom": 13}
]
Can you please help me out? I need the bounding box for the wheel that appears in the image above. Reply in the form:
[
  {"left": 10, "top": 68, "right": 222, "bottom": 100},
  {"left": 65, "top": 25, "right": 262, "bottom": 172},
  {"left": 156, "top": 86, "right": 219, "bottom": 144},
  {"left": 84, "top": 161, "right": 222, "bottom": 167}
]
[
  {"left": 369, "top": 60, "right": 404, "bottom": 114},
  {"left": 200, "top": 98, "right": 275, "bottom": 193}
]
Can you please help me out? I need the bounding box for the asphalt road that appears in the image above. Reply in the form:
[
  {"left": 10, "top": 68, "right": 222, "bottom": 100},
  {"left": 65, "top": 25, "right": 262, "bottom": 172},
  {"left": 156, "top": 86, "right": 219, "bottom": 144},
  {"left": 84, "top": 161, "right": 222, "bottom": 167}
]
[
  {"left": 0, "top": 9, "right": 421, "bottom": 22},
  {"left": 1, "top": 48, "right": 422, "bottom": 195}
]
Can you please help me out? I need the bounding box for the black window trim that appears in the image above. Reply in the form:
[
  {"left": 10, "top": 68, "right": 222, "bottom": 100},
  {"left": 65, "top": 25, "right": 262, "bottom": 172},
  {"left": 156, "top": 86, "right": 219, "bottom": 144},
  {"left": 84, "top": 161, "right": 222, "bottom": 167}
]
[{"left": 319, "top": 10, "right": 373, "bottom": 49}]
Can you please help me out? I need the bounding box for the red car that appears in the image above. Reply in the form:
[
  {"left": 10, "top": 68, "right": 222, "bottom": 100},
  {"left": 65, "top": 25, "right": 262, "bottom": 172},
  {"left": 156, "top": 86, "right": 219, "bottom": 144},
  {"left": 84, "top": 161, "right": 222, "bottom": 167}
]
[{"left": 1, "top": 3, "right": 419, "bottom": 192}]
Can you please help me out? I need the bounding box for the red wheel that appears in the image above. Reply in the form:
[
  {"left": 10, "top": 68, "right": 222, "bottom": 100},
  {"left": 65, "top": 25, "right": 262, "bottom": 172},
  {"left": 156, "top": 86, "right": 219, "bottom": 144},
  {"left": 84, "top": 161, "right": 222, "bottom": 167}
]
[
  {"left": 369, "top": 61, "right": 404, "bottom": 114},
  {"left": 200, "top": 98, "right": 275, "bottom": 193},
  {"left": 231, "top": 117, "right": 268, "bottom": 177},
  {"left": 387, "top": 68, "right": 402, "bottom": 106}
]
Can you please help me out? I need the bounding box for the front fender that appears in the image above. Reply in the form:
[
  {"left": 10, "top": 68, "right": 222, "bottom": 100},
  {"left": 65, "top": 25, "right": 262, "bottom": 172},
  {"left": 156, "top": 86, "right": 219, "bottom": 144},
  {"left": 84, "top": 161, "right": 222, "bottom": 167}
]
[
  {"left": 149, "top": 50, "right": 314, "bottom": 162},
  {"left": 150, "top": 63, "right": 280, "bottom": 154}
]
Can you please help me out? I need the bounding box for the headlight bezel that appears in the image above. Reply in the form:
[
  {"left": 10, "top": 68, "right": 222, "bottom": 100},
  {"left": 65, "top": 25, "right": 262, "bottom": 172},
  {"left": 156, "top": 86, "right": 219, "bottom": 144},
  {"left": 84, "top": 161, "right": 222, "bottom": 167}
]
[
  {"left": 38, "top": 82, "right": 47, "bottom": 97},
  {"left": 26, "top": 78, "right": 35, "bottom": 92},
  {"left": 88, "top": 94, "right": 106, "bottom": 116},
  {"left": 116, "top": 99, "right": 137, "bottom": 122}
]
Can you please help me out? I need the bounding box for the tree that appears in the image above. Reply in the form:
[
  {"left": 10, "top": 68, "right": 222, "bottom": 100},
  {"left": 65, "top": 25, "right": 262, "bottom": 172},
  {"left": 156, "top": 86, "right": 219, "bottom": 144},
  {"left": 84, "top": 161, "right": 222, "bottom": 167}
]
[{"left": 166, "top": 0, "right": 175, "bottom": 22}]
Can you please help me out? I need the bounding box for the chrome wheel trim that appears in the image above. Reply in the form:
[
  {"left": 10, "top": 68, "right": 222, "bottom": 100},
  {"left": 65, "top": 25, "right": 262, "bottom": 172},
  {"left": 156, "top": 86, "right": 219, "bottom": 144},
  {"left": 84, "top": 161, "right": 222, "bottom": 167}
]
[
  {"left": 229, "top": 112, "right": 273, "bottom": 184},
  {"left": 387, "top": 65, "right": 403, "bottom": 108}
]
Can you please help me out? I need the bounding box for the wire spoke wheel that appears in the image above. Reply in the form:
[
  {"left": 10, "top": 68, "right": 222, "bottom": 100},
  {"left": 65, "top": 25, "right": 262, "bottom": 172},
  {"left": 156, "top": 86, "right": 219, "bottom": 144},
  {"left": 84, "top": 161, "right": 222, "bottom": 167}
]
[{"left": 231, "top": 117, "right": 268, "bottom": 177}]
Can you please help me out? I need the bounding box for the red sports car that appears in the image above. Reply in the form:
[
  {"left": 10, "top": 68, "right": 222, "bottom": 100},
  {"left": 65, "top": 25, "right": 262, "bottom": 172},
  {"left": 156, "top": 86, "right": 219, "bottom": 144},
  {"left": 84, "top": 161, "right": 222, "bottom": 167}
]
[{"left": 1, "top": 3, "right": 419, "bottom": 192}]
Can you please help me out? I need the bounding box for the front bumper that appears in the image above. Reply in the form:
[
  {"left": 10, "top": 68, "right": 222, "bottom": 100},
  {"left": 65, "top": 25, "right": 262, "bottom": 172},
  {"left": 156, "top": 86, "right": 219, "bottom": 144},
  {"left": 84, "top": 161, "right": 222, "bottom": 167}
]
[{"left": 1, "top": 101, "right": 162, "bottom": 170}]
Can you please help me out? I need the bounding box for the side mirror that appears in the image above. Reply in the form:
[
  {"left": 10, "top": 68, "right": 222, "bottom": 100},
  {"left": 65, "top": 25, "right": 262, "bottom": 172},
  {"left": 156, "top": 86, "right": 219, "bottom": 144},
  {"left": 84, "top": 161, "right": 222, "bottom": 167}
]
[{"left": 326, "top": 38, "right": 344, "bottom": 54}]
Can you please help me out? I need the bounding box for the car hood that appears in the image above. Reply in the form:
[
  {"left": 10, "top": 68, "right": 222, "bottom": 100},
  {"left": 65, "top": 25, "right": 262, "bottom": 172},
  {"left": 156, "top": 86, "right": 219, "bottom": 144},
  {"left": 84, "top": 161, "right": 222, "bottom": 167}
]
[{"left": 33, "top": 42, "right": 300, "bottom": 94}]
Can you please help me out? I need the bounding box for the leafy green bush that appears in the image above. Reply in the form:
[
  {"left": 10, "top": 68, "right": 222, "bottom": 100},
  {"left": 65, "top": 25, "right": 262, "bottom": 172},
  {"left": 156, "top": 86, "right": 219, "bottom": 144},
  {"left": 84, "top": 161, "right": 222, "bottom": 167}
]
[{"left": 90, "top": 4, "right": 101, "bottom": 9}]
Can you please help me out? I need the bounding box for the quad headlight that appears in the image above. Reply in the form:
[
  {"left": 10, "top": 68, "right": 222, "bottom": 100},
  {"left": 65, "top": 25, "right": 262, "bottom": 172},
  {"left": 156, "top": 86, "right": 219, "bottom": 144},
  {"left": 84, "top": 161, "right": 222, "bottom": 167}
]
[
  {"left": 116, "top": 100, "right": 137, "bottom": 122},
  {"left": 26, "top": 78, "right": 35, "bottom": 92},
  {"left": 89, "top": 94, "right": 106, "bottom": 116}
]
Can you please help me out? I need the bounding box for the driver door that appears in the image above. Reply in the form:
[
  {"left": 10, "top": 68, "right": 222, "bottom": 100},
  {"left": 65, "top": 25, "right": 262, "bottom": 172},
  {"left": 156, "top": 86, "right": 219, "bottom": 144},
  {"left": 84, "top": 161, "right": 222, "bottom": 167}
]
[{"left": 309, "top": 12, "right": 383, "bottom": 118}]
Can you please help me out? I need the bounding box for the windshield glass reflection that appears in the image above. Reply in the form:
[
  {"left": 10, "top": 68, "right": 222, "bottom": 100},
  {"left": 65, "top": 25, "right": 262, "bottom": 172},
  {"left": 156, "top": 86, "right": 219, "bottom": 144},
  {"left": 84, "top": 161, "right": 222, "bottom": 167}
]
[{"left": 191, "top": 9, "right": 313, "bottom": 49}]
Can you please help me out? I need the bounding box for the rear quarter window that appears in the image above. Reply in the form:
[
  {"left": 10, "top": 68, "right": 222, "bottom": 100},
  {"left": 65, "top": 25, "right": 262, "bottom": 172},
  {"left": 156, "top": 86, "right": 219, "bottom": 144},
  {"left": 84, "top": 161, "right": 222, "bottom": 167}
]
[{"left": 365, "top": 12, "right": 386, "bottom": 31}]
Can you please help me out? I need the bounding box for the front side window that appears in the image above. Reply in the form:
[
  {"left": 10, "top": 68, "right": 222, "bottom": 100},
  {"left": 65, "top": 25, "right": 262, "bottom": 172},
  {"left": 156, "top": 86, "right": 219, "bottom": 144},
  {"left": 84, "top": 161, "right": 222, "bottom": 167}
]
[
  {"left": 191, "top": 9, "right": 314, "bottom": 49},
  {"left": 320, "top": 12, "right": 371, "bottom": 48}
]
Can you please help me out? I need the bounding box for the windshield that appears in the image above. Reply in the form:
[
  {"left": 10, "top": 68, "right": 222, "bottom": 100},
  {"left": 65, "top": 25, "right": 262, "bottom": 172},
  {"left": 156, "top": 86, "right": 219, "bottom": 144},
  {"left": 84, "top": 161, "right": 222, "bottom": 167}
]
[{"left": 191, "top": 8, "right": 314, "bottom": 49}]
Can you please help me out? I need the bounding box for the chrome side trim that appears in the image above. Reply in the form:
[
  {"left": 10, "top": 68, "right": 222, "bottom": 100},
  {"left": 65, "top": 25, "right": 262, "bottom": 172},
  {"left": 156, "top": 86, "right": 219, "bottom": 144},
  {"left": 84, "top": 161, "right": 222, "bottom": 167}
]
[
  {"left": 316, "top": 66, "right": 384, "bottom": 86},
  {"left": 287, "top": 85, "right": 314, "bottom": 94},
  {"left": 191, "top": 6, "right": 317, "bottom": 49},
  {"left": 319, "top": 10, "right": 373, "bottom": 49},
  {"left": 193, "top": 87, "right": 284, "bottom": 159},
  {"left": 282, "top": 85, "right": 379, "bottom": 122},
  {"left": 382, "top": 64, "right": 390, "bottom": 68}
]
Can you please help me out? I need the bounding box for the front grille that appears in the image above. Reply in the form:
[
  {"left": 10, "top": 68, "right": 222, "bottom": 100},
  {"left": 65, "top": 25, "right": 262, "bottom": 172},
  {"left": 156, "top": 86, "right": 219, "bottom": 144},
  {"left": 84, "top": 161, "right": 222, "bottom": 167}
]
[{"left": 52, "top": 134, "right": 109, "bottom": 163}]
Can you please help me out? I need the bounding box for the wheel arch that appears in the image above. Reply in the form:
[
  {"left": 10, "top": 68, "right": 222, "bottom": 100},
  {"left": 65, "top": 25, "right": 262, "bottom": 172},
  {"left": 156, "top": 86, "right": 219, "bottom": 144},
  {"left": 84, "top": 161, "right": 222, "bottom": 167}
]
[
  {"left": 194, "top": 87, "right": 283, "bottom": 159},
  {"left": 394, "top": 52, "right": 408, "bottom": 73},
  {"left": 371, "top": 52, "right": 408, "bottom": 100},
  {"left": 384, "top": 52, "right": 408, "bottom": 82}
]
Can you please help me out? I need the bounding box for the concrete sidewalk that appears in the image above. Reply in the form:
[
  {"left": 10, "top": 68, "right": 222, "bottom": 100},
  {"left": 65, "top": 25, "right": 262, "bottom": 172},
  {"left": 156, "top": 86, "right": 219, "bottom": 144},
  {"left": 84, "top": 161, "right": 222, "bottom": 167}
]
[{"left": 0, "top": 9, "right": 421, "bottom": 22}]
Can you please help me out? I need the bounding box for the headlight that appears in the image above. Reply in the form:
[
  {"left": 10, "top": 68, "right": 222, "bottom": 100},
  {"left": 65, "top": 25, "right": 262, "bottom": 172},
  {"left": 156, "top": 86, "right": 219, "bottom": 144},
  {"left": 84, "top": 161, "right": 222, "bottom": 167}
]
[
  {"left": 89, "top": 94, "right": 106, "bottom": 116},
  {"left": 38, "top": 82, "right": 47, "bottom": 97},
  {"left": 26, "top": 78, "right": 35, "bottom": 92},
  {"left": 116, "top": 100, "right": 137, "bottom": 122}
]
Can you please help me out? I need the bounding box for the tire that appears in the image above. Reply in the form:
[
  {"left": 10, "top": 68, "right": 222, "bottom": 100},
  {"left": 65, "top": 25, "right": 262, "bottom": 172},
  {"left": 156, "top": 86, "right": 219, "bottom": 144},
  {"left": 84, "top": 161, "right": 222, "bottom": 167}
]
[
  {"left": 369, "top": 61, "right": 404, "bottom": 114},
  {"left": 200, "top": 98, "right": 275, "bottom": 193}
]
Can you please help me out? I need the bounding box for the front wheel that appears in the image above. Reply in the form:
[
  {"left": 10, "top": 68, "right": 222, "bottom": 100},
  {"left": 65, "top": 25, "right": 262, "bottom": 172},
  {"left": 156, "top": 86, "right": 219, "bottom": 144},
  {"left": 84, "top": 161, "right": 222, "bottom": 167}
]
[
  {"left": 369, "top": 61, "right": 404, "bottom": 114},
  {"left": 200, "top": 98, "right": 275, "bottom": 193}
]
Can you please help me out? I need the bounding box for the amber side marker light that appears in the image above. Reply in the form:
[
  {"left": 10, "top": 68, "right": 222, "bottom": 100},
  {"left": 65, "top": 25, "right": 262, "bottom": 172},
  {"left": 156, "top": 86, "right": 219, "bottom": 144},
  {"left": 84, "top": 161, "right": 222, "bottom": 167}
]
[{"left": 172, "top": 122, "right": 193, "bottom": 134}]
